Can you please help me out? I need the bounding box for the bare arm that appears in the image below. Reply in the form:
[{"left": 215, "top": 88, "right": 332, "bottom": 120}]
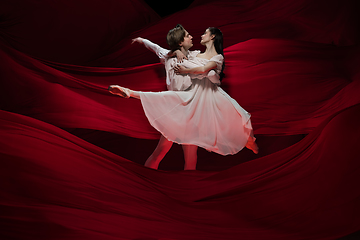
[
  {"left": 169, "top": 50, "right": 188, "bottom": 62},
  {"left": 174, "top": 61, "right": 217, "bottom": 74}
]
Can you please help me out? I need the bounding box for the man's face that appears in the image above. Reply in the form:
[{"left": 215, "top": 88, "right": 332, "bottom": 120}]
[{"left": 179, "top": 31, "right": 193, "bottom": 50}]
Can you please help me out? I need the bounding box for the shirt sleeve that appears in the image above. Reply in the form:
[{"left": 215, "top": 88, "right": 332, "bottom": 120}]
[
  {"left": 142, "top": 39, "right": 170, "bottom": 63},
  {"left": 165, "top": 58, "right": 192, "bottom": 91}
]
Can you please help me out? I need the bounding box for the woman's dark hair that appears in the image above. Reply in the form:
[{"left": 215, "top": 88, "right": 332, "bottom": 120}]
[{"left": 208, "top": 27, "right": 225, "bottom": 81}]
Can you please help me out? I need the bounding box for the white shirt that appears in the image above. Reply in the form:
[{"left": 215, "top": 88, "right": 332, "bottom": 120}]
[{"left": 142, "top": 39, "right": 220, "bottom": 91}]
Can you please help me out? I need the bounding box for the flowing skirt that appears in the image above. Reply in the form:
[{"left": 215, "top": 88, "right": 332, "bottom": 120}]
[{"left": 140, "top": 78, "right": 253, "bottom": 155}]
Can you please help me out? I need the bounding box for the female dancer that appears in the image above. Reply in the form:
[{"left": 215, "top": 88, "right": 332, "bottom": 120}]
[
  {"left": 132, "top": 24, "right": 221, "bottom": 170},
  {"left": 109, "top": 27, "right": 258, "bottom": 170}
]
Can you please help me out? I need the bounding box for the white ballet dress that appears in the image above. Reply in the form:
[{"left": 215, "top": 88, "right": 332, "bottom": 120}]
[{"left": 140, "top": 52, "right": 253, "bottom": 155}]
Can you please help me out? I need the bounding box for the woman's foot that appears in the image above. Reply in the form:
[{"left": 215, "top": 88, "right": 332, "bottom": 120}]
[
  {"left": 245, "top": 137, "right": 259, "bottom": 154},
  {"left": 108, "top": 85, "right": 130, "bottom": 98}
]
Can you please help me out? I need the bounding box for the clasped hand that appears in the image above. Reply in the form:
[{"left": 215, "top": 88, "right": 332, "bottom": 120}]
[
  {"left": 174, "top": 65, "right": 187, "bottom": 74},
  {"left": 174, "top": 50, "right": 187, "bottom": 63}
]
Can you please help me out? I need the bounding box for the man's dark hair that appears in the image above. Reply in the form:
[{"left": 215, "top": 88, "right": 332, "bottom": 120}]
[{"left": 166, "top": 24, "right": 186, "bottom": 51}]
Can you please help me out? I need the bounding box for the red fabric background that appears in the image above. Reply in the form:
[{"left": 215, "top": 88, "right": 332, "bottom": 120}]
[{"left": 0, "top": 0, "right": 360, "bottom": 239}]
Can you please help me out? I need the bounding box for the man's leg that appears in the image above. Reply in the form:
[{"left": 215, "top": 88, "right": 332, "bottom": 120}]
[
  {"left": 144, "top": 135, "right": 173, "bottom": 169},
  {"left": 182, "top": 145, "right": 198, "bottom": 170}
]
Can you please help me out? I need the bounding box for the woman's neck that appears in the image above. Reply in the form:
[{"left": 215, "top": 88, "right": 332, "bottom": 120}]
[{"left": 204, "top": 43, "right": 217, "bottom": 55}]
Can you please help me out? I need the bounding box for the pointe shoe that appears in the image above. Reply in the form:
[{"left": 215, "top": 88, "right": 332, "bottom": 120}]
[
  {"left": 108, "top": 85, "right": 130, "bottom": 98},
  {"left": 246, "top": 137, "right": 259, "bottom": 154}
]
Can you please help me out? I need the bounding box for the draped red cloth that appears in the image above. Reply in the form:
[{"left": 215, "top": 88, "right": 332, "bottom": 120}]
[{"left": 1, "top": 0, "right": 360, "bottom": 239}]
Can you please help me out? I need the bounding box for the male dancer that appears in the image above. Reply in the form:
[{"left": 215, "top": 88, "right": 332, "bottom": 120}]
[{"left": 120, "top": 24, "right": 220, "bottom": 170}]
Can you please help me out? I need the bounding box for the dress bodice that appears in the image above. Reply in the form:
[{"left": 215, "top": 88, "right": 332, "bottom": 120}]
[{"left": 181, "top": 52, "right": 224, "bottom": 85}]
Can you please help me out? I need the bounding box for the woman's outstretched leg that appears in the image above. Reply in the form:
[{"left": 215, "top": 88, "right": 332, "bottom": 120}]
[
  {"left": 182, "top": 145, "right": 198, "bottom": 170},
  {"left": 108, "top": 85, "right": 141, "bottom": 99},
  {"left": 109, "top": 85, "right": 172, "bottom": 169},
  {"left": 144, "top": 135, "right": 173, "bottom": 169}
]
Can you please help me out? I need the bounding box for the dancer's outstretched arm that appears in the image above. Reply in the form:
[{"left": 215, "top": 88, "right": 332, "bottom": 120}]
[
  {"left": 175, "top": 59, "right": 221, "bottom": 85},
  {"left": 132, "top": 37, "right": 186, "bottom": 62}
]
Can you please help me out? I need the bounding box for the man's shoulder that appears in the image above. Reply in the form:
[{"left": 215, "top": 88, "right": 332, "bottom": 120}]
[
  {"left": 164, "top": 56, "right": 177, "bottom": 67},
  {"left": 189, "top": 50, "right": 201, "bottom": 57}
]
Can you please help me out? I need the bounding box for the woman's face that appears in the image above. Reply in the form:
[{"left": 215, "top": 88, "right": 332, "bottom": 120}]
[{"left": 200, "top": 29, "right": 214, "bottom": 45}]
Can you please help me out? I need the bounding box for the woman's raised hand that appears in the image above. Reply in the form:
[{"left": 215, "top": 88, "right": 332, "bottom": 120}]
[{"left": 174, "top": 50, "right": 188, "bottom": 63}]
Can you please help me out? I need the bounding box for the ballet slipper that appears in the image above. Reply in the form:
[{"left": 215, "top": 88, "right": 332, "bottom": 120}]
[
  {"left": 246, "top": 137, "right": 259, "bottom": 154},
  {"left": 108, "top": 85, "right": 130, "bottom": 98}
]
